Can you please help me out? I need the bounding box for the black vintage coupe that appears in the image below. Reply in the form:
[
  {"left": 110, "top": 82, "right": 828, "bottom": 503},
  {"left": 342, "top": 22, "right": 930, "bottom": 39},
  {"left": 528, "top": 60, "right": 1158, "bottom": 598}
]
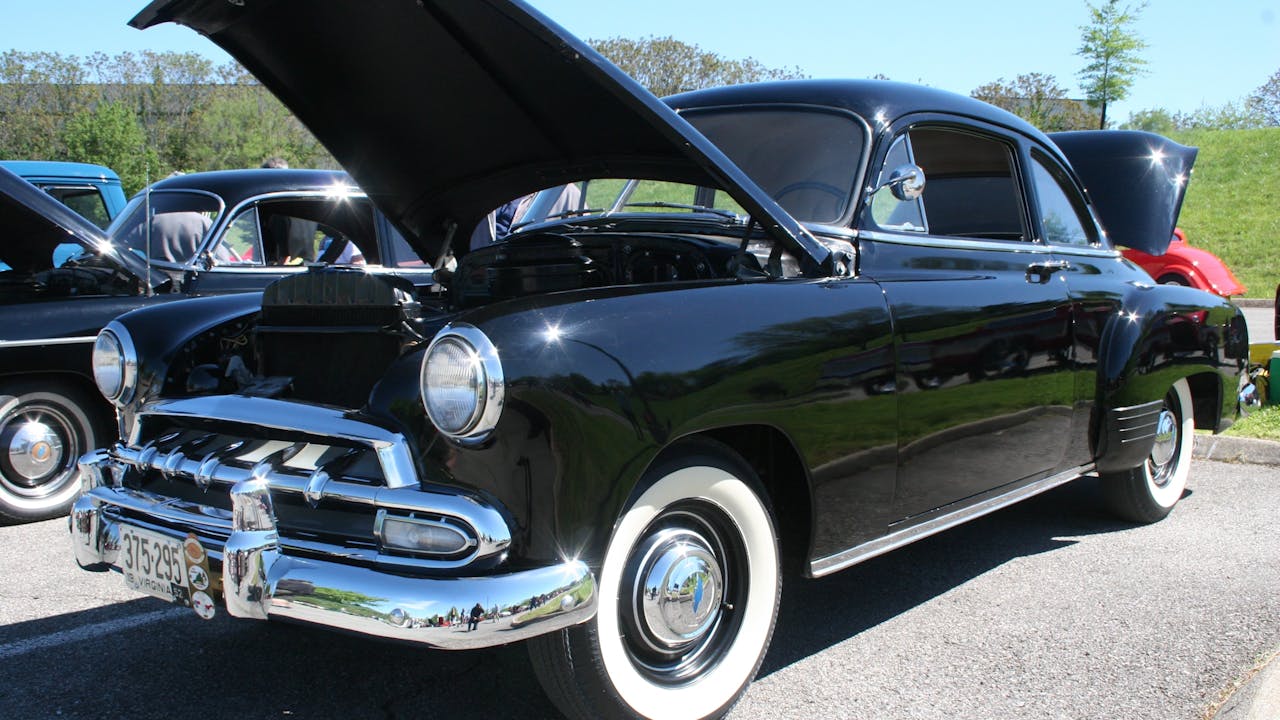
[
  {"left": 70, "top": 2, "right": 1251, "bottom": 719},
  {"left": 0, "top": 167, "right": 429, "bottom": 521}
]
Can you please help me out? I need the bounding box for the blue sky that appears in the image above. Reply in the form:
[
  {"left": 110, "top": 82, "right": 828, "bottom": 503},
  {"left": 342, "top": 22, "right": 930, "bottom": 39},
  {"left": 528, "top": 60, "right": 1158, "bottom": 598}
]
[{"left": 2, "top": 1, "right": 1277, "bottom": 121}]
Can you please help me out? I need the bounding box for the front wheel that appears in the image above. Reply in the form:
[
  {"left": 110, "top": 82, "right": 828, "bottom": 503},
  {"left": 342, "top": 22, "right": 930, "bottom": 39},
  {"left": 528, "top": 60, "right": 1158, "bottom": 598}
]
[
  {"left": 0, "top": 381, "right": 104, "bottom": 523},
  {"left": 1102, "top": 378, "right": 1194, "bottom": 523},
  {"left": 529, "top": 442, "right": 780, "bottom": 720}
]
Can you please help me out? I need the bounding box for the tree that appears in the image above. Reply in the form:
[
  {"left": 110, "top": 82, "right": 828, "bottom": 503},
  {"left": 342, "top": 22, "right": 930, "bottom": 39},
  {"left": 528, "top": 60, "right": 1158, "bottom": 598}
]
[
  {"left": 589, "top": 36, "right": 805, "bottom": 97},
  {"left": 1250, "top": 68, "right": 1280, "bottom": 126},
  {"left": 1176, "top": 101, "right": 1266, "bottom": 131},
  {"left": 971, "top": 73, "right": 1097, "bottom": 131},
  {"left": 1121, "top": 107, "right": 1177, "bottom": 133},
  {"left": 1076, "top": 0, "right": 1149, "bottom": 129},
  {"left": 0, "top": 51, "right": 93, "bottom": 160},
  {"left": 191, "top": 85, "right": 332, "bottom": 170},
  {"left": 60, "top": 100, "right": 156, "bottom": 195}
]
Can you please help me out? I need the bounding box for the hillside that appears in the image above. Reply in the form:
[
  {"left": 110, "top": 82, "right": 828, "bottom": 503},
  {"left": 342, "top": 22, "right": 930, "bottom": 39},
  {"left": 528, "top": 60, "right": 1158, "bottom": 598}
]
[{"left": 1170, "top": 127, "right": 1280, "bottom": 298}]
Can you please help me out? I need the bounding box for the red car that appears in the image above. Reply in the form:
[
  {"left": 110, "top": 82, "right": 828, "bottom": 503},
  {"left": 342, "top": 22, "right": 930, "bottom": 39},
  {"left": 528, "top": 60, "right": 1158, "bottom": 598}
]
[{"left": 1123, "top": 228, "right": 1245, "bottom": 296}]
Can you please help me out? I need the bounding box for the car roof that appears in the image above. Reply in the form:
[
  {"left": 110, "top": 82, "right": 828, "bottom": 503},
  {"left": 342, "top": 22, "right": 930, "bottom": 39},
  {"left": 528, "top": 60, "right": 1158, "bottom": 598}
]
[
  {"left": 142, "top": 168, "right": 357, "bottom": 202},
  {"left": 668, "top": 79, "right": 1055, "bottom": 149},
  {"left": 0, "top": 160, "right": 123, "bottom": 183}
]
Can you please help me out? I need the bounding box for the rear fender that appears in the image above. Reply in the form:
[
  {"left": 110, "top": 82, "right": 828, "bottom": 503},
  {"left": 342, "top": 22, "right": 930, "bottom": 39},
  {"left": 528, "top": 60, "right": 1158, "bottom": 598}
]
[{"left": 1094, "top": 284, "right": 1245, "bottom": 473}]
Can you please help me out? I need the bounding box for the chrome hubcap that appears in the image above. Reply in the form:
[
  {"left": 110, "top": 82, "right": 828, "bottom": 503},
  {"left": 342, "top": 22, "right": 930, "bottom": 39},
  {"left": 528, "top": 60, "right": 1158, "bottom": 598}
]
[
  {"left": 7, "top": 421, "right": 65, "bottom": 483},
  {"left": 636, "top": 528, "right": 724, "bottom": 649},
  {"left": 1149, "top": 408, "right": 1178, "bottom": 487}
]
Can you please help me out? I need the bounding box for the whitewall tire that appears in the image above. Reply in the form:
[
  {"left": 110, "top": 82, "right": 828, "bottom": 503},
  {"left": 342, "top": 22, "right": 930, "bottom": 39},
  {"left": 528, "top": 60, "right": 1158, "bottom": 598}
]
[
  {"left": 530, "top": 442, "right": 780, "bottom": 720},
  {"left": 1102, "top": 378, "right": 1194, "bottom": 523}
]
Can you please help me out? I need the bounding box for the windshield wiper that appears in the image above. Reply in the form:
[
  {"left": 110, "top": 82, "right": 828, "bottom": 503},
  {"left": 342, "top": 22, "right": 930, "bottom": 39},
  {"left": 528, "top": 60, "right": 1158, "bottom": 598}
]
[
  {"left": 620, "top": 202, "right": 742, "bottom": 220},
  {"left": 508, "top": 207, "right": 608, "bottom": 233}
]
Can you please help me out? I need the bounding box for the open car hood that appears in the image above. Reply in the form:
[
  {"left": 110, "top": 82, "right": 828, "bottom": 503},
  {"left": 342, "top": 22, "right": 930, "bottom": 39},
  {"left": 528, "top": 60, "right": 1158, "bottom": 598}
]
[
  {"left": 0, "top": 164, "right": 157, "bottom": 286},
  {"left": 130, "top": 0, "right": 829, "bottom": 270},
  {"left": 1049, "top": 131, "right": 1197, "bottom": 256}
]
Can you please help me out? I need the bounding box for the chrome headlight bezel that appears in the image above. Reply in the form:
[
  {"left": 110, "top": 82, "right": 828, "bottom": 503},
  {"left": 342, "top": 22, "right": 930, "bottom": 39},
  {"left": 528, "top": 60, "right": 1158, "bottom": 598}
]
[
  {"left": 92, "top": 321, "right": 138, "bottom": 406},
  {"left": 420, "top": 323, "right": 504, "bottom": 444}
]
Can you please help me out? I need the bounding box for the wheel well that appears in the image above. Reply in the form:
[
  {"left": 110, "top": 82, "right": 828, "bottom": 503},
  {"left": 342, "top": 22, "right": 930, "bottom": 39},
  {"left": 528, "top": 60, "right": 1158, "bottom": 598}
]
[
  {"left": 1156, "top": 273, "right": 1190, "bottom": 285},
  {"left": 1185, "top": 371, "right": 1223, "bottom": 431},
  {"left": 696, "top": 425, "right": 813, "bottom": 574},
  {"left": 0, "top": 372, "right": 115, "bottom": 434}
]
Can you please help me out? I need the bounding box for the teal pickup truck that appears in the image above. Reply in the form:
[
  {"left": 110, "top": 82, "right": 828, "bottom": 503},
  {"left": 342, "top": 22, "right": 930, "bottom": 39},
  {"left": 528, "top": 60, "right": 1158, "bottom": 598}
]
[{"left": 0, "top": 160, "right": 126, "bottom": 228}]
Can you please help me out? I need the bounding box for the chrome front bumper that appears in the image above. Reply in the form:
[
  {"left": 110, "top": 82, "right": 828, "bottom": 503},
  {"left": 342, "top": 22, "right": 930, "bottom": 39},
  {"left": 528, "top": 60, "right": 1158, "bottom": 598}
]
[{"left": 71, "top": 456, "right": 596, "bottom": 649}]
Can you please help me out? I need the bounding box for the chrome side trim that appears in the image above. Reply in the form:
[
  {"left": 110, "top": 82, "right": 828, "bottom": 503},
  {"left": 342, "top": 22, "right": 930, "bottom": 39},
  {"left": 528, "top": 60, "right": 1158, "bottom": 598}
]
[
  {"left": 70, "top": 485, "right": 596, "bottom": 649},
  {"left": 1112, "top": 400, "right": 1164, "bottom": 446},
  {"left": 0, "top": 336, "right": 97, "bottom": 347},
  {"left": 857, "top": 228, "right": 1121, "bottom": 258},
  {"left": 809, "top": 464, "right": 1094, "bottom": 577}
]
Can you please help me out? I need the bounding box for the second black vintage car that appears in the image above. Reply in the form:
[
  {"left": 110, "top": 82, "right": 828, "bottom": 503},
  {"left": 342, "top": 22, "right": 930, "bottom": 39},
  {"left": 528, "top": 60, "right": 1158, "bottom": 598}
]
[
  {"left": 70, "top": 2, "right": 1250, "bottom": 719},
  {"left": 0, "top": 167, "right": 431, "bottom": 521}
]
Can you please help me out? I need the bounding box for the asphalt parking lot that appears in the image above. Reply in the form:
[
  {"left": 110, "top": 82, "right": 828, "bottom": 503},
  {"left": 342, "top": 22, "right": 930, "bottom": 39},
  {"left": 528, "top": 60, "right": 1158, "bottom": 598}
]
[{"left": 1, "top": 457, "right": 1276, "bottom": 719}]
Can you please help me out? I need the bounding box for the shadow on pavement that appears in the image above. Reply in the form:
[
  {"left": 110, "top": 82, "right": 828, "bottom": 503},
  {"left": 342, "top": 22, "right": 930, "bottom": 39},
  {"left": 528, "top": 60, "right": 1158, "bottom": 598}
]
[{"left": 758, "top": 476, "right": 1140, "bottom": 678}]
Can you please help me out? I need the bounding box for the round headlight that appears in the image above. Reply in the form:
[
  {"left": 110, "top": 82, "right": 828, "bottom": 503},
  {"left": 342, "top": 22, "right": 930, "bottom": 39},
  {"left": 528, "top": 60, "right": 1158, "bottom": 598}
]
[
  {"left": 421, "top": 324, "right": 504, "bottom": 443},
  {"left": 92, "top": 322, "right": 137, "bottom": 405}
]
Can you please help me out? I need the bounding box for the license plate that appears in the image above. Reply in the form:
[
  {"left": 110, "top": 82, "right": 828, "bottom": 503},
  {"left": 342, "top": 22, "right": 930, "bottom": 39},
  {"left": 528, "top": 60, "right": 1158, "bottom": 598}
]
[{"left": 118, "top": 525, "right": 190, "bottom": 605}]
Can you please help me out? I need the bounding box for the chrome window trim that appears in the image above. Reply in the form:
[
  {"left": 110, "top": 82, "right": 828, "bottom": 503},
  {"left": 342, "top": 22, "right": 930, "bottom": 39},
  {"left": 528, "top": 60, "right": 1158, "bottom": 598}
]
[
  {"left": 856, "top": 228, "right": 1066, "bottom": 255},
  {"left": 111, "top": 188, "right": 226, "bottom": 270}
]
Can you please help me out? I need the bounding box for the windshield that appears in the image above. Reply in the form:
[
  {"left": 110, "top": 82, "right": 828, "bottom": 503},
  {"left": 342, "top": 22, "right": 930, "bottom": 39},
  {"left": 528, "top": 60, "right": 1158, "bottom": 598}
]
[
  {"left": 683, "top": 107, "right": 866, "bottom": 225},
  {"left": 108, "top": 191, "right": 223, "bottom": 265},
  {"left": 486, "top": 108, "right": 867, "bottom": 243}
]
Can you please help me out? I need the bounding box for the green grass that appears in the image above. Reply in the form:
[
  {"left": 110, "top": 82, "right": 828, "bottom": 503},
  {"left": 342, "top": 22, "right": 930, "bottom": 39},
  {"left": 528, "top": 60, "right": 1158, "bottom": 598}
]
[
  {"left": 1170, "top": 127, "right": 1280, "bottom": 299},
  {"left": 1223, "top": 403, "right": 1280, "bottom": 441}
]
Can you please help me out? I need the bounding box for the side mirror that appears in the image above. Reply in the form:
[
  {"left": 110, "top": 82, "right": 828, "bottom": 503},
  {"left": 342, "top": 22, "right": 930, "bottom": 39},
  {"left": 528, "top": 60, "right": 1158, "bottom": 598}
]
[{"left": 885, "top": 164, "right": 926, "bottom": 201}]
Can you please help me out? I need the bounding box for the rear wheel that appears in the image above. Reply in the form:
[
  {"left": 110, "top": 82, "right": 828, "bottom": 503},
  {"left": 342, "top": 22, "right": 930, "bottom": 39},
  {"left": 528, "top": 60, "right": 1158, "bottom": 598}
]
[
  {"left": 1157, "top": 274, "right": 1190, "bottom": 287},
  {"left": 1102, "top": 378, "right": 1193, "bottom": 523},
  {"left": 0, "top": 381, "right": 103, "bottom": 523},
  {"left": 529, "top": 442, "right": 780, "bottom": 720}
]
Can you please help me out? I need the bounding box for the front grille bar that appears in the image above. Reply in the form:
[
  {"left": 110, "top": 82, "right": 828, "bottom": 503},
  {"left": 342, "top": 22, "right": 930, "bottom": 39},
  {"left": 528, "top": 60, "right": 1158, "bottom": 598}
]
[{"left": 129, "top": 395, "right": 418, "bottom": 489}]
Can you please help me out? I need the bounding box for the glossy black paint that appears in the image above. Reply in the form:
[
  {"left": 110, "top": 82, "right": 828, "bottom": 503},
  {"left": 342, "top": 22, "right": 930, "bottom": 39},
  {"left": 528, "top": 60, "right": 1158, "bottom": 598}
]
[
  {"left": 1051, "top": 131, "right": 1197, "bottom": 255},
  {"left": 112, "top": 1, "right": 1247, "bottom": 581}
]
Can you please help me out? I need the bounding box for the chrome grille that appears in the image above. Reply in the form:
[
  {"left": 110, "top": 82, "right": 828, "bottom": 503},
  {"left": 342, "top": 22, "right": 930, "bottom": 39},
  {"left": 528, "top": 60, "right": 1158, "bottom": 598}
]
[{"left": 95, "top": 395, "right": 513, "bottom": 572}]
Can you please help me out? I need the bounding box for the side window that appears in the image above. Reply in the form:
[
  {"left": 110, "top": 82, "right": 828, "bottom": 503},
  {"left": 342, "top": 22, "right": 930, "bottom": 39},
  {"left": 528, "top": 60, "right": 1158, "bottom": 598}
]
[
  {"left": 906, "top": 127, "right": 1025, "bottom": 241},
  {"left": 1029, "top": 154, "right": 1096, "bottom": 246},
  {"left": 218, "top": 207, "right": 265, "bottom": 265},
  {"left": 252, "top": 197, "right": 378, "bottom": 266},
  {"left": 870, "top": 135, "right": 926, "bottom": 232},
  {"left": 44, "top": 185, "right": 111, "bottom": 228}
]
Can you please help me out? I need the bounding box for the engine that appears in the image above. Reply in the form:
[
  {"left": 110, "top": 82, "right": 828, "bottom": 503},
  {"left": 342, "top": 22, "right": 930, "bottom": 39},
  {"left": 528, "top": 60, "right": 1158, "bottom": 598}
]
[{"left": 253, "top": 268, "right": 429, "bottom": 408}]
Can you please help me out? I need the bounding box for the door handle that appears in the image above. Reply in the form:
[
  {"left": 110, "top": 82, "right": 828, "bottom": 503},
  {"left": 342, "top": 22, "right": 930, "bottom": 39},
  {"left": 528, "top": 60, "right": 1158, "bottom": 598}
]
[{"left": 1026, "top": 260, "right": 1070, "bottom": 284}]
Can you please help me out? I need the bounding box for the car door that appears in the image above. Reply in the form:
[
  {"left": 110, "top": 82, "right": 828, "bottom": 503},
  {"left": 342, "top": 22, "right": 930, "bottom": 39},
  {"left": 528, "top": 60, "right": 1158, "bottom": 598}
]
[{"left": 857, "top": 120, "right": 1078, "bottom": 522}]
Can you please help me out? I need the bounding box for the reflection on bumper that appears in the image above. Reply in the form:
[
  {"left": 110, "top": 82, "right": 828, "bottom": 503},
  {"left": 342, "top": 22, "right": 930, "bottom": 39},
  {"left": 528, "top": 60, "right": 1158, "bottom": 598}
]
[{"left": 71, "top": 473, "right": 596, "bottom": 650}]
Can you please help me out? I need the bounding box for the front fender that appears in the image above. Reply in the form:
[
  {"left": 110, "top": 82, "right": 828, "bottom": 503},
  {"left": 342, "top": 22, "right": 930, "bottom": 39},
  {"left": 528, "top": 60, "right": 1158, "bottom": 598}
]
[
  {"left": 1094, "top": 283, "right": 1246, "bottom": 472},
  {"left": 427, "top": 278, "right": 895, "bottom": 566},
  {"left": 111, "top": 292, "right": 263, "bottom": 431}
]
